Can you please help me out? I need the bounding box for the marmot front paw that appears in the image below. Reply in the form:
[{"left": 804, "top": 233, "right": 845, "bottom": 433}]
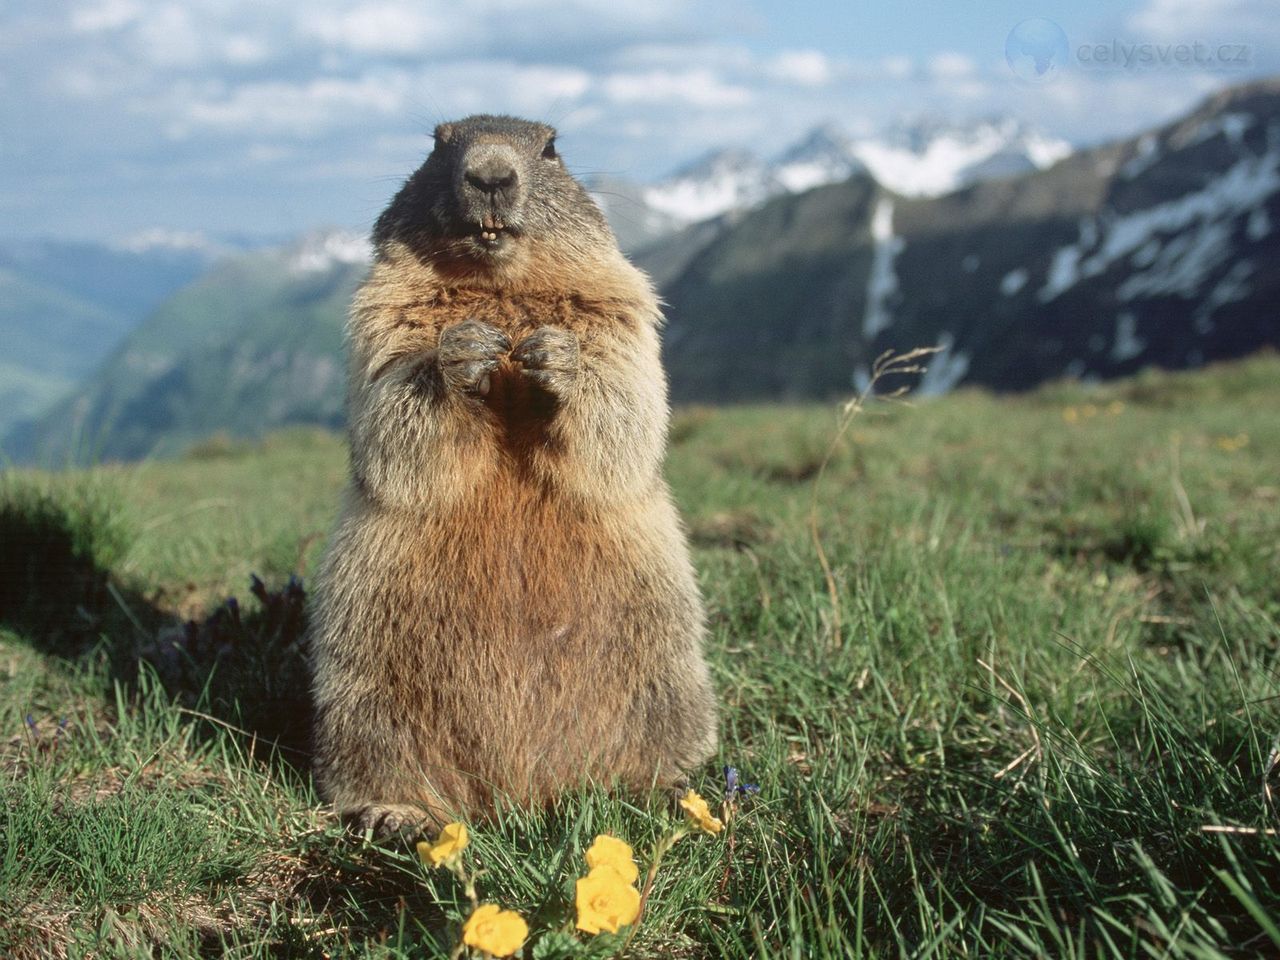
[
  {"left": 513, "top": 326, "right": 580, "bottom": 396},
  {"left": 439, "top": 319, "right": 512, "bottom": 397}
]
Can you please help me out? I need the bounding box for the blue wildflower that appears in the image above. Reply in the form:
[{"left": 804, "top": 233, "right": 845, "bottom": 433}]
[{"left": 723, "top": 765, "right": 759, "bottom": 801}]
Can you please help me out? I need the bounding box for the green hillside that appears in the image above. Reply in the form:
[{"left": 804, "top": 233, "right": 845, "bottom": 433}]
[
  {"left": 3, "top": 355, "right": 1279, "bottom": 956},
  {"left": 0, "top": 240, "right": 214, "bottom": 436},
  {"left": 0, "top": 267, "right": 128, "bottom": 434},
  {"left": 0, "top": 361, "right": 73, "bottom": 436},
  {"left": 9, "top": 245, "right": 361, "bottom": 463}
]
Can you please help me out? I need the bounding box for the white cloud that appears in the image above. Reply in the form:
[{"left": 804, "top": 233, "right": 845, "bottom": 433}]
[
  {"left": 602, "top": 68, "right": 751, "bottom": 107},
  {"left": 510, "top": 66, "right": 591, "bottom": 103},
  {"left": 949, "top": 79, "right": 992, "bottom": 100},
  {"left": 881, "top": 55, "right": 914, "bottom": 80},
  {"left": 166, "top": 61, "right": 591, "bottom": 139},
  {"left": 555, "top": 104, "right": 604, "bottom": 132},
  {"left": 223, "top": 35, "right": 271, "bottom": 65},
  {"left": 1128, "top": 0, "right": 1279, "bottom": 42},
  {"left": 1001, "top": 67, "right": 1236, "bottom": 147},
  {"left": 392, "top": 60, "right": 593, "bottom": 119},
  {"left": 70, "top": 0, "right": 143, "bottom": 32},
  {"left": 175, "top": 74, "right": 409, "bottom": 136},
  {"left": 133, "top": 5, "right": 205, "bottom": 66},
  {"left": 766, "top": 50, "right": 833, "bottom": 86},
  {"left": 929, "top": 52, "right": 977, "bottom": 79},
  {"left": 305, "top": 2, "right": 450, "bottom": 55},
  {"left": 609, "top": 41, "right": 755, "bottom": 72},
  {"left": 245, "top": 143, "right": 296, "bottom": 164}
]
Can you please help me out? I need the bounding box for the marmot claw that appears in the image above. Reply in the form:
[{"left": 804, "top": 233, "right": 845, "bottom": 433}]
[
  {"left": 439, "top": 319, "right": 511, "bottom": 396},
  {"left": 343, "top": 803, "right": 433, "bottom": 841},
  {"left": 513, "top": 326, "right": 580, "bottom": 395}
]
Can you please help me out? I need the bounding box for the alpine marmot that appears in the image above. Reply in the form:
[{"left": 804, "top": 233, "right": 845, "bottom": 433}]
[{"left": 308, "top": 115, "right": 718, "bottom": 836}]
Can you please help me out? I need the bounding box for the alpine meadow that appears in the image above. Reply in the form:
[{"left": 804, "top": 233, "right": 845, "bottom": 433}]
[
  {"left": 5, "top": 1, "right": 1280, "bottom": 955},
  {"left": 3, "top": 354, "right": 1279, "bottom": 957}
]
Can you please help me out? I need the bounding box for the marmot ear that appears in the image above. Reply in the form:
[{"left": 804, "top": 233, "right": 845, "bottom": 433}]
[{"left": 433, "top": 123, "right": 454, "bottom": 145}]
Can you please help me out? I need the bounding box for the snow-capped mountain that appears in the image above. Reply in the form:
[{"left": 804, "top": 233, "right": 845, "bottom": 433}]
[
  {"left": 645, "top": 78, "right": 1280, "bottom": 402},
  {"left": 286, "top": 228, "right": 372, "bottom": 275},
  {"left": 773, "top": 124, "right": 867, "bottom": 193},
  {"left": 608, "top": 116, "right": 1073, "bottom": 241},
  {"left": 587, "top": 176, "right": 682, "bottom": 254},
  {"left": 111, "top": 227, "right": 231, "bottom": 258},
  {"left": 642, "top": 149, "right": 780, "bottom": 226},
  {"left": 853, "top": 116, "right": 1071, "bottom": 197}
]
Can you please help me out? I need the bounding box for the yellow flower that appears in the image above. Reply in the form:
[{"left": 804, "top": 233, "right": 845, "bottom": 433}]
[
  {"left": 416, "top": 821, "right": 468, "bottom": 867},
  {"left": 575, "top": 865, "right": 641, "bottom": 935},
  {"left": 679, "top": 790, "right": 724, "bottom": 835},
  {"left": 1062, "top": 407, "right": 1079, "bottom": 423},
  {"left": 584, "top": 834, "right": 639, "bottom": 884},
  {"left": 462, "top": 904, "right": 528, "bottom": 958}
]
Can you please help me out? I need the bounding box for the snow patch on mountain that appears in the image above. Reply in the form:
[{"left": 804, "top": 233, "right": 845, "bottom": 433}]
[
  {"left": 1247, "top": 206, "right": 1271, "bottom": 240},
  {"left": 589, "top": 181, "right": 680, "bottom": 251},
  {"left": 853, "top": 118, "right": 1070, "bottom": 197},
  {"left": 1184, "top": 111, "right": 1253, "bottom": 148},
  {"left": 1025, "top": 134, "right": 1075, "bottom": 170},
  {"left": 1193, "top": 260, "right": 1255, "bottom": 332},
  {"left": 1039, "top": 242, "right": 1084, "bottom": 302},
  {"left": 773, "top": 124, "right": 866, "bottom": 192},
  {"left": 918, "top": 332, "right": 971, "bottom": 395},
  {"left": 642, "top": 150, "right": 777, "bottom": 225},
  {"left": 112, "top": 228, "right": 226, "bottom": 257},
  {"left": 1121, "top": 134, "right": 1161, "bottom": 180},
  {"left": 638, "top": 116, "right": 1073, "bottom": 228},
  {"left": 862, "top": 198, "right": 904, "bottom": 338},
  {"left": 854, "top": 133, "right": 993, "bottom": 196},
  {"left": 1111, "top": 313, "right": 1146, "bottom": 362},
  {"left": 1117, "top": 222, "right": 1234, "bottom": 300},
  {"left": 1000, "top": 268, "right": 1029, "bottom": 296},
  {"left": 288, "top": 230, "right": 372, "bottom": 274},
  {"left": 1039, "top": 149, "right": 1280, "bottom": 303}
]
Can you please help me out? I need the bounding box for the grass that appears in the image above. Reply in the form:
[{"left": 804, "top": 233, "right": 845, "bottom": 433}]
[{"left": 2, "top": 353, "right": 1279, "bottom": 957}]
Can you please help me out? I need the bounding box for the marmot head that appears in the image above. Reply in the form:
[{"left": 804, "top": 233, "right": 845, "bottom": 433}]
[{"left": 374, "top": 115, "right": 618, "bottom": 282}]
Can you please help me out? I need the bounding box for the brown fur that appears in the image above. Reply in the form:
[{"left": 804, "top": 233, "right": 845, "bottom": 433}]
[{"left": 308, "top": 116, "right": 717, "bottom": 835}]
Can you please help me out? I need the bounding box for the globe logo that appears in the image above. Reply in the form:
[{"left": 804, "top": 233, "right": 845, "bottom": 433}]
[{"left": 1005, "top": 18, "right": 1070, "bottom": 83}]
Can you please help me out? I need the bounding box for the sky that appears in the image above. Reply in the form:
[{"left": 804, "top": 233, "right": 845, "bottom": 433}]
[{"left": 1, "top": 0, "right": 1276, "bottom": 244}]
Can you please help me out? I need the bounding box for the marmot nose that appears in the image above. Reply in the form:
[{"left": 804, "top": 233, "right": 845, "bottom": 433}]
[{"left": 464, "top": 160, "right": 518, "bottom": 196}]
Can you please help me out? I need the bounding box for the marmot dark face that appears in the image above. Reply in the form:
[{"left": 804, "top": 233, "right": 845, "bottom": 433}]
[{"left": 374, "top": 114, "right": 615, "bottom": 272}]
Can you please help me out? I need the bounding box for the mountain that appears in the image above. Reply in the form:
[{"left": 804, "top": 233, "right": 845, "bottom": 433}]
[
  {"left": 646, "top": 78, "right": 1280, "bottom": 400},
  {"left": 0, "top": 237, "right": 220, "bottom": 434},
  {"left": 8, "top": 79, "right": 1278, "bottom": 461},
  {"left": 6, "top": 230, "right": 368, "bottom": 462},
  {"left": 598, "top": 115, "right": 1071, "bottom": 244},
  {"left": 642, "top": 148, "right": 782, "bottom": 228},
  {"left": 850, "top": 116, "right": 1071, "bottom": 198},
  {"left": 773, "top": 124, "right": 867, "bottom": 193},
  {"left": 587, "top": 176, "right": 682, "bottom": 254}
]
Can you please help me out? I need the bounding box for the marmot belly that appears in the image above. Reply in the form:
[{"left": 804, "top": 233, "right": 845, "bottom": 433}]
[{"left": 314, "top": 480, "right": 697, "bottom": 804}]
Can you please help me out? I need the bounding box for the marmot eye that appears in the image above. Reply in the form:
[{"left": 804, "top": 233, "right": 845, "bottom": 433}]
[{"left": 541, "top": 138, "right": 558, "bottom": 160}]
